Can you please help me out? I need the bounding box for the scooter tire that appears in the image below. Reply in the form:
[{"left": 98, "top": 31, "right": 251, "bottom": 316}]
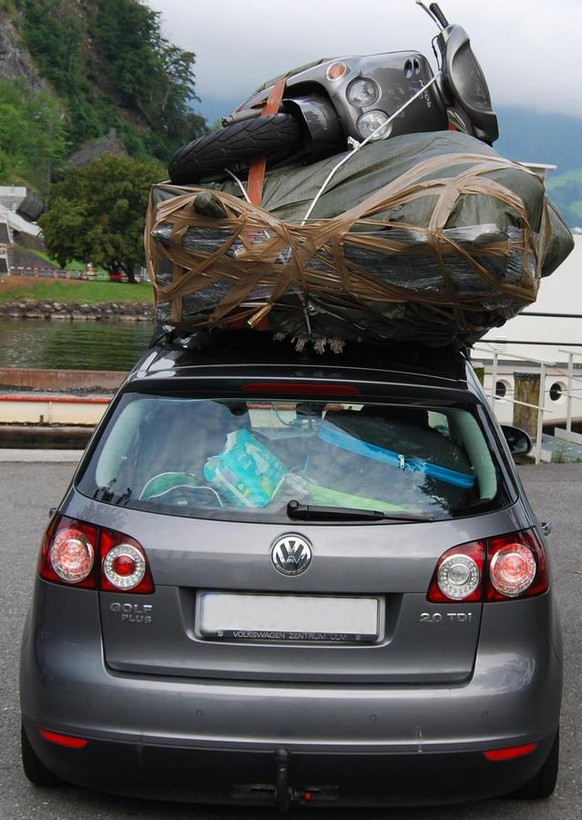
[{"left": 168, "top": 114, "right": 303, "bottom": 184}]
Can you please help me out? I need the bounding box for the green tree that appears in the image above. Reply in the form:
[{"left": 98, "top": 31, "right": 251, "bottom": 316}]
[
  {"left": 88, "top": 0, "right": 206, "bottom": 150},
  {"left": 0, "top": 79, "right": 69, "bottom": 194},
  {"left": 39, "top": 155, "right": 164, "bottom": 281},
  {"left": 17, "top": 0, "right": 207, "bottom": 160}
]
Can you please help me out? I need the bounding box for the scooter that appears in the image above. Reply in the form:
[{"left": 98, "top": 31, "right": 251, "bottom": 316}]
[{"left": 168, "top": 2, "right": 498, "bottom": 185}]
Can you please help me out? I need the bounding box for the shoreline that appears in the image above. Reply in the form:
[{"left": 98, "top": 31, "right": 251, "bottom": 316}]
[
  {"left": 0, "top": 300, "right": 154, "bottom": 321},
  {"left": 0, "top": 368, "right": 125, "bottom": 392}
]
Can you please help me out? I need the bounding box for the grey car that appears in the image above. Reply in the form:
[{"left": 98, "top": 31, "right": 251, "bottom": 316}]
[{"left": 20, "top": 332, "right": 562, "bottom": 810}]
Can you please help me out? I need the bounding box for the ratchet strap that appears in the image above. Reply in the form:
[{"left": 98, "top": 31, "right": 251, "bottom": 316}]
[{"left": 247, "top": 77, "right": 286, "bottom": 205}]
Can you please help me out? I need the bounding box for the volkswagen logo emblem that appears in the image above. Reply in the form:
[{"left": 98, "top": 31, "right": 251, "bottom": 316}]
[{"left": 271, "top": 534, "right": 313, "bottom": 576}]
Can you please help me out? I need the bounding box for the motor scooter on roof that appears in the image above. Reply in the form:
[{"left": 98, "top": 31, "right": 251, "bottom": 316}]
[{"left": 168, "top": 2, "right": 499, "bottom": 185}]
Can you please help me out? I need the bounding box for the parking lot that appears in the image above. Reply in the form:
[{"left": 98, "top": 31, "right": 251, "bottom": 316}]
[{"left": 1, "top": 457, "right": 580, "bottom": 819}]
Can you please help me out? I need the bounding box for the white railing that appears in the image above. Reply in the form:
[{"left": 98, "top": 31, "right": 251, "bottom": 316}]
[{"left": 472, "top": 344, "right": 582, "bottom": 464}]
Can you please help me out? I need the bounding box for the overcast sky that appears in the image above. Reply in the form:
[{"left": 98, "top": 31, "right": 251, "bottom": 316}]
[{"left": 146, "top": 0, "right": 582, "bottom": 124}]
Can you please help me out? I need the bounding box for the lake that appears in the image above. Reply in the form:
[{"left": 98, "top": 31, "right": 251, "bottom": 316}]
[{"left": 0, "top": 318, "right": 156, "bottom": 371}]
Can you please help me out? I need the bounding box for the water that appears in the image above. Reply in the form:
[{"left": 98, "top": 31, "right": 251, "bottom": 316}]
[{"left": 0, "top": 318, "right": 156, "bottom": 371}]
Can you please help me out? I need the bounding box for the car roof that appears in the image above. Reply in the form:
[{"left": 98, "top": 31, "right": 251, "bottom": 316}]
[{"left": 126, "top": 331, "right": 476, "bottom": 401}]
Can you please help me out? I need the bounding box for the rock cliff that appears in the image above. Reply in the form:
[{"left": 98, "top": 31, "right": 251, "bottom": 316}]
[{"left": 0, "top": 9, "right": 48, "bottom": 92}]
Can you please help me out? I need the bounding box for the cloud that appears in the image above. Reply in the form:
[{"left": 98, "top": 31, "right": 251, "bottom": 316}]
[{"left": 150, "top": 0, "right": 582, "bottom": 120}]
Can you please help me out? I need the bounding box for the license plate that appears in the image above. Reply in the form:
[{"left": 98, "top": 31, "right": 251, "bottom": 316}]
[{"left": 198, "top": 592, "right": 380, "bottom": 643}]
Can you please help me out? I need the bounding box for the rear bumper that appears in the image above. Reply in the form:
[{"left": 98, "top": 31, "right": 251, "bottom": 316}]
[
  {"left": 20, "top": 582, "right": 562, "bottom": 805},
  {"left": 21, "top": 718, "right": 557, "bottom": 807}
]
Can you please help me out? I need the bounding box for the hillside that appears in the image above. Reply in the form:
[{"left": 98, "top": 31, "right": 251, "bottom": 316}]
[
  {"left": 0, "top": 0, "right": 207, "bottom": 194},
  {"left": 495, "top": 107, "right": 582, "bottom": 227}
]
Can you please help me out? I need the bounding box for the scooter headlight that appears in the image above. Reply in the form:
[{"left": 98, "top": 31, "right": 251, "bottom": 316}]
[
  {"left": 357, "top": 110, "right": 391, "bottom": 140},
  {"left": 347, "top": 78, "right": 380, "bottom": 107}
]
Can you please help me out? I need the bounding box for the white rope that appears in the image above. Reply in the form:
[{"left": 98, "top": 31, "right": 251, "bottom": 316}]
[
  {"left": 224, "top": 168, "right": 253, "bottom": 203},
  {"left": 300, "top": 73, "right": 441, "bottom": 225}
]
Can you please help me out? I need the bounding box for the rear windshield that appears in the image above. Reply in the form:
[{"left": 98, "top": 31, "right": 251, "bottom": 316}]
[{"left": 77, "top": 394, "right": 504, "bottom": 521}]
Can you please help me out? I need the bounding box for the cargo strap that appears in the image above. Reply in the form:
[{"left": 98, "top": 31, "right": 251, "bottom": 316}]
[
  {"left": 247, "top": 77, "right": 286, "bottom": 205},
  {"left": 318, "top": 422, "right": 476, "bottom": 489}
]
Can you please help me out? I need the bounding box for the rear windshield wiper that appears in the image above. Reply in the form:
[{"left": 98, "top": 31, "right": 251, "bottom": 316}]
[{"left": 287, "top": 500, "right": 434, "bottom": 522}]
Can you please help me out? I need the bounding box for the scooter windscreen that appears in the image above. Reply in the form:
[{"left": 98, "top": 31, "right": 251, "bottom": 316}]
[{"left": 435, "top": 24, "right": 499, "bottom": 144}]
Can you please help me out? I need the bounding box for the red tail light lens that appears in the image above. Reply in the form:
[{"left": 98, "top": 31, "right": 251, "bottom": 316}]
[
  {"left": 50, "top": 528, "right": 94, "bottom": 583},
  {"left": 427, "top": 541, "right": 485, "bottom": 603},
  {"left": 40, "top": 517, "right": 98, "bottom": 589},
  {"left": 39, "top": 515, "right": 154, "bottom": 594},
  {"left": 101, "top": 529, "right": 154, "bottom": 593},
  {"left": 487, "top": 529, "right": 548, "bottom": 601},
  {"left": 242, "top": 382, "right": 360, "bottom": 396},
  {"left": 428, "top": 529, "right": 548, "bottom": 603}
]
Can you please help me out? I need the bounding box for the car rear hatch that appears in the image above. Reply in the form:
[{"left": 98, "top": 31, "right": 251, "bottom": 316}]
[
  {"left": 75, "top": 357, "right": 510, "bottom": 685},
  {"left": 96, "top": 511, "right": 491, "bottom": 684}
]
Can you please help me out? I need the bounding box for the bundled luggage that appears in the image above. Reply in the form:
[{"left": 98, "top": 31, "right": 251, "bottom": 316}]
[
  {"left": 146, "top": 4, "right": 574, "bottom": 348},
  {"left": 145, "top": 131, "right": 574, "bottom": 348}
]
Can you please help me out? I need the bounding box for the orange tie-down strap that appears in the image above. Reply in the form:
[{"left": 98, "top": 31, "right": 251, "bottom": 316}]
[{"left": 247, "top": 77, "right": 287, "bottom": 206}]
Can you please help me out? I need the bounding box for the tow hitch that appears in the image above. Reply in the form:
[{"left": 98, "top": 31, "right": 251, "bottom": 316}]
[
  {"left": 275, "top": 748, "right": 290, "bottom": 812},
  {"left": 232, "top": 747, "right": 339, "bottom": 812}
]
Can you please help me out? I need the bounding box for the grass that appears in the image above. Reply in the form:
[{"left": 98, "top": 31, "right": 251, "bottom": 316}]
[
  {"left": 551, "top": 438, "right": 582, "bottom": 464},
  {"left": 0, "top": 275, "right": 154, "bottom": 305}
]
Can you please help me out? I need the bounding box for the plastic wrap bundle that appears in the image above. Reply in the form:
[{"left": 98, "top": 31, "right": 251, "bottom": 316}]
[{"left": 145, "top": 131, "right": 574, "bottom": 347}]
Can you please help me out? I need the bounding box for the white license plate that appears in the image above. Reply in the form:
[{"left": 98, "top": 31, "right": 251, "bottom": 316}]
[{"left": 198, "top": 592, "right": 380, "bottom": 643}]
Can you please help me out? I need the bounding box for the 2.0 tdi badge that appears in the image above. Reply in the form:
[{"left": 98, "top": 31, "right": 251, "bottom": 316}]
[{"left": 271, "top": 534, "right": 313, "bottom": 576}]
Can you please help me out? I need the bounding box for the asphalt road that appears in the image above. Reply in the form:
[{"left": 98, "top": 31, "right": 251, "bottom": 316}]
[{"left": 1, "top": 458, "right": 580, "bottom": 820}]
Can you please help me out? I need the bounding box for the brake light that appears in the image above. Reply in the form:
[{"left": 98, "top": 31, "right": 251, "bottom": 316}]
[
  {"left": 427, "top": 529, "right": 548, "bottom": 603},
  {"left": 487, "top": 529, "right": 548, "bottom": 601},
  {"left": 39, "top": 514, "right": 154, "bottom": 593},
  {"left": 40, "top": 517, "right": 97, "bottom": 589},
  {"left": 242, "top": 382, "right": 360, "bottom": 396}
]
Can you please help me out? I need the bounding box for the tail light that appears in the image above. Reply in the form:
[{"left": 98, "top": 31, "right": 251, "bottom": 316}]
[
  {"left": 428, "top": 541, "right": 485, "bottom": 603},
  {"left": 40, "top": 518, "right": 98, "bottom": 589},
  {"left": 100, "top": 529, "right": 152, "bottom": 593},
  {"left": 487, "top": 530, "right": 548, "bottom": 601},
  {"left": 427, "top": 529, "right": 548, "bottom": 603},
  {"left": 39, "top": 515, "right": 154, "bottom": 594}
]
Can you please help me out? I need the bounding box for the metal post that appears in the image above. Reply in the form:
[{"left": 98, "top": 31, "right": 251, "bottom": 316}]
[
  {"left": 513, "top": 372, "right": 541, "bottom": 443},
  {"left": 566, "top": 352, "right": 573, "bottom": 433},
  {"left": 534, "top": 363, "right": 547, "bottom": 465},
  {"left": 490, "top": 352, "right": 499, "bottom": 404}
]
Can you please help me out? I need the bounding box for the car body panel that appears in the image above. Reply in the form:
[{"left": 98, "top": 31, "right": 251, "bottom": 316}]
[
  {"left": 19, "top": 333, "right": 562, "bottom": 806},
  {"left": 21, "top": 579, "right": 561, "bottom": 746}
]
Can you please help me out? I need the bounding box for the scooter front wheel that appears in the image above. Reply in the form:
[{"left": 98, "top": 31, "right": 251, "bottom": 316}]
[{"left": 168, "top": 114, "right": 303, "bottom": 184}]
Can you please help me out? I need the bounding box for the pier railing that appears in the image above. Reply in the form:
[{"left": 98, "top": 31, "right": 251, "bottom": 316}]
[{"left": 472, "top": 343, "right": 582, "bottom": 463}]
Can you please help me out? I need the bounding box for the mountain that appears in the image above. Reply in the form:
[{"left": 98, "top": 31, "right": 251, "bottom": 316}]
[
  {"left": 496, "top": 107, "right": 582, "bottom": 172},
  {"left": 495, "top": 107, "right": 582, "bottom": 227}
]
